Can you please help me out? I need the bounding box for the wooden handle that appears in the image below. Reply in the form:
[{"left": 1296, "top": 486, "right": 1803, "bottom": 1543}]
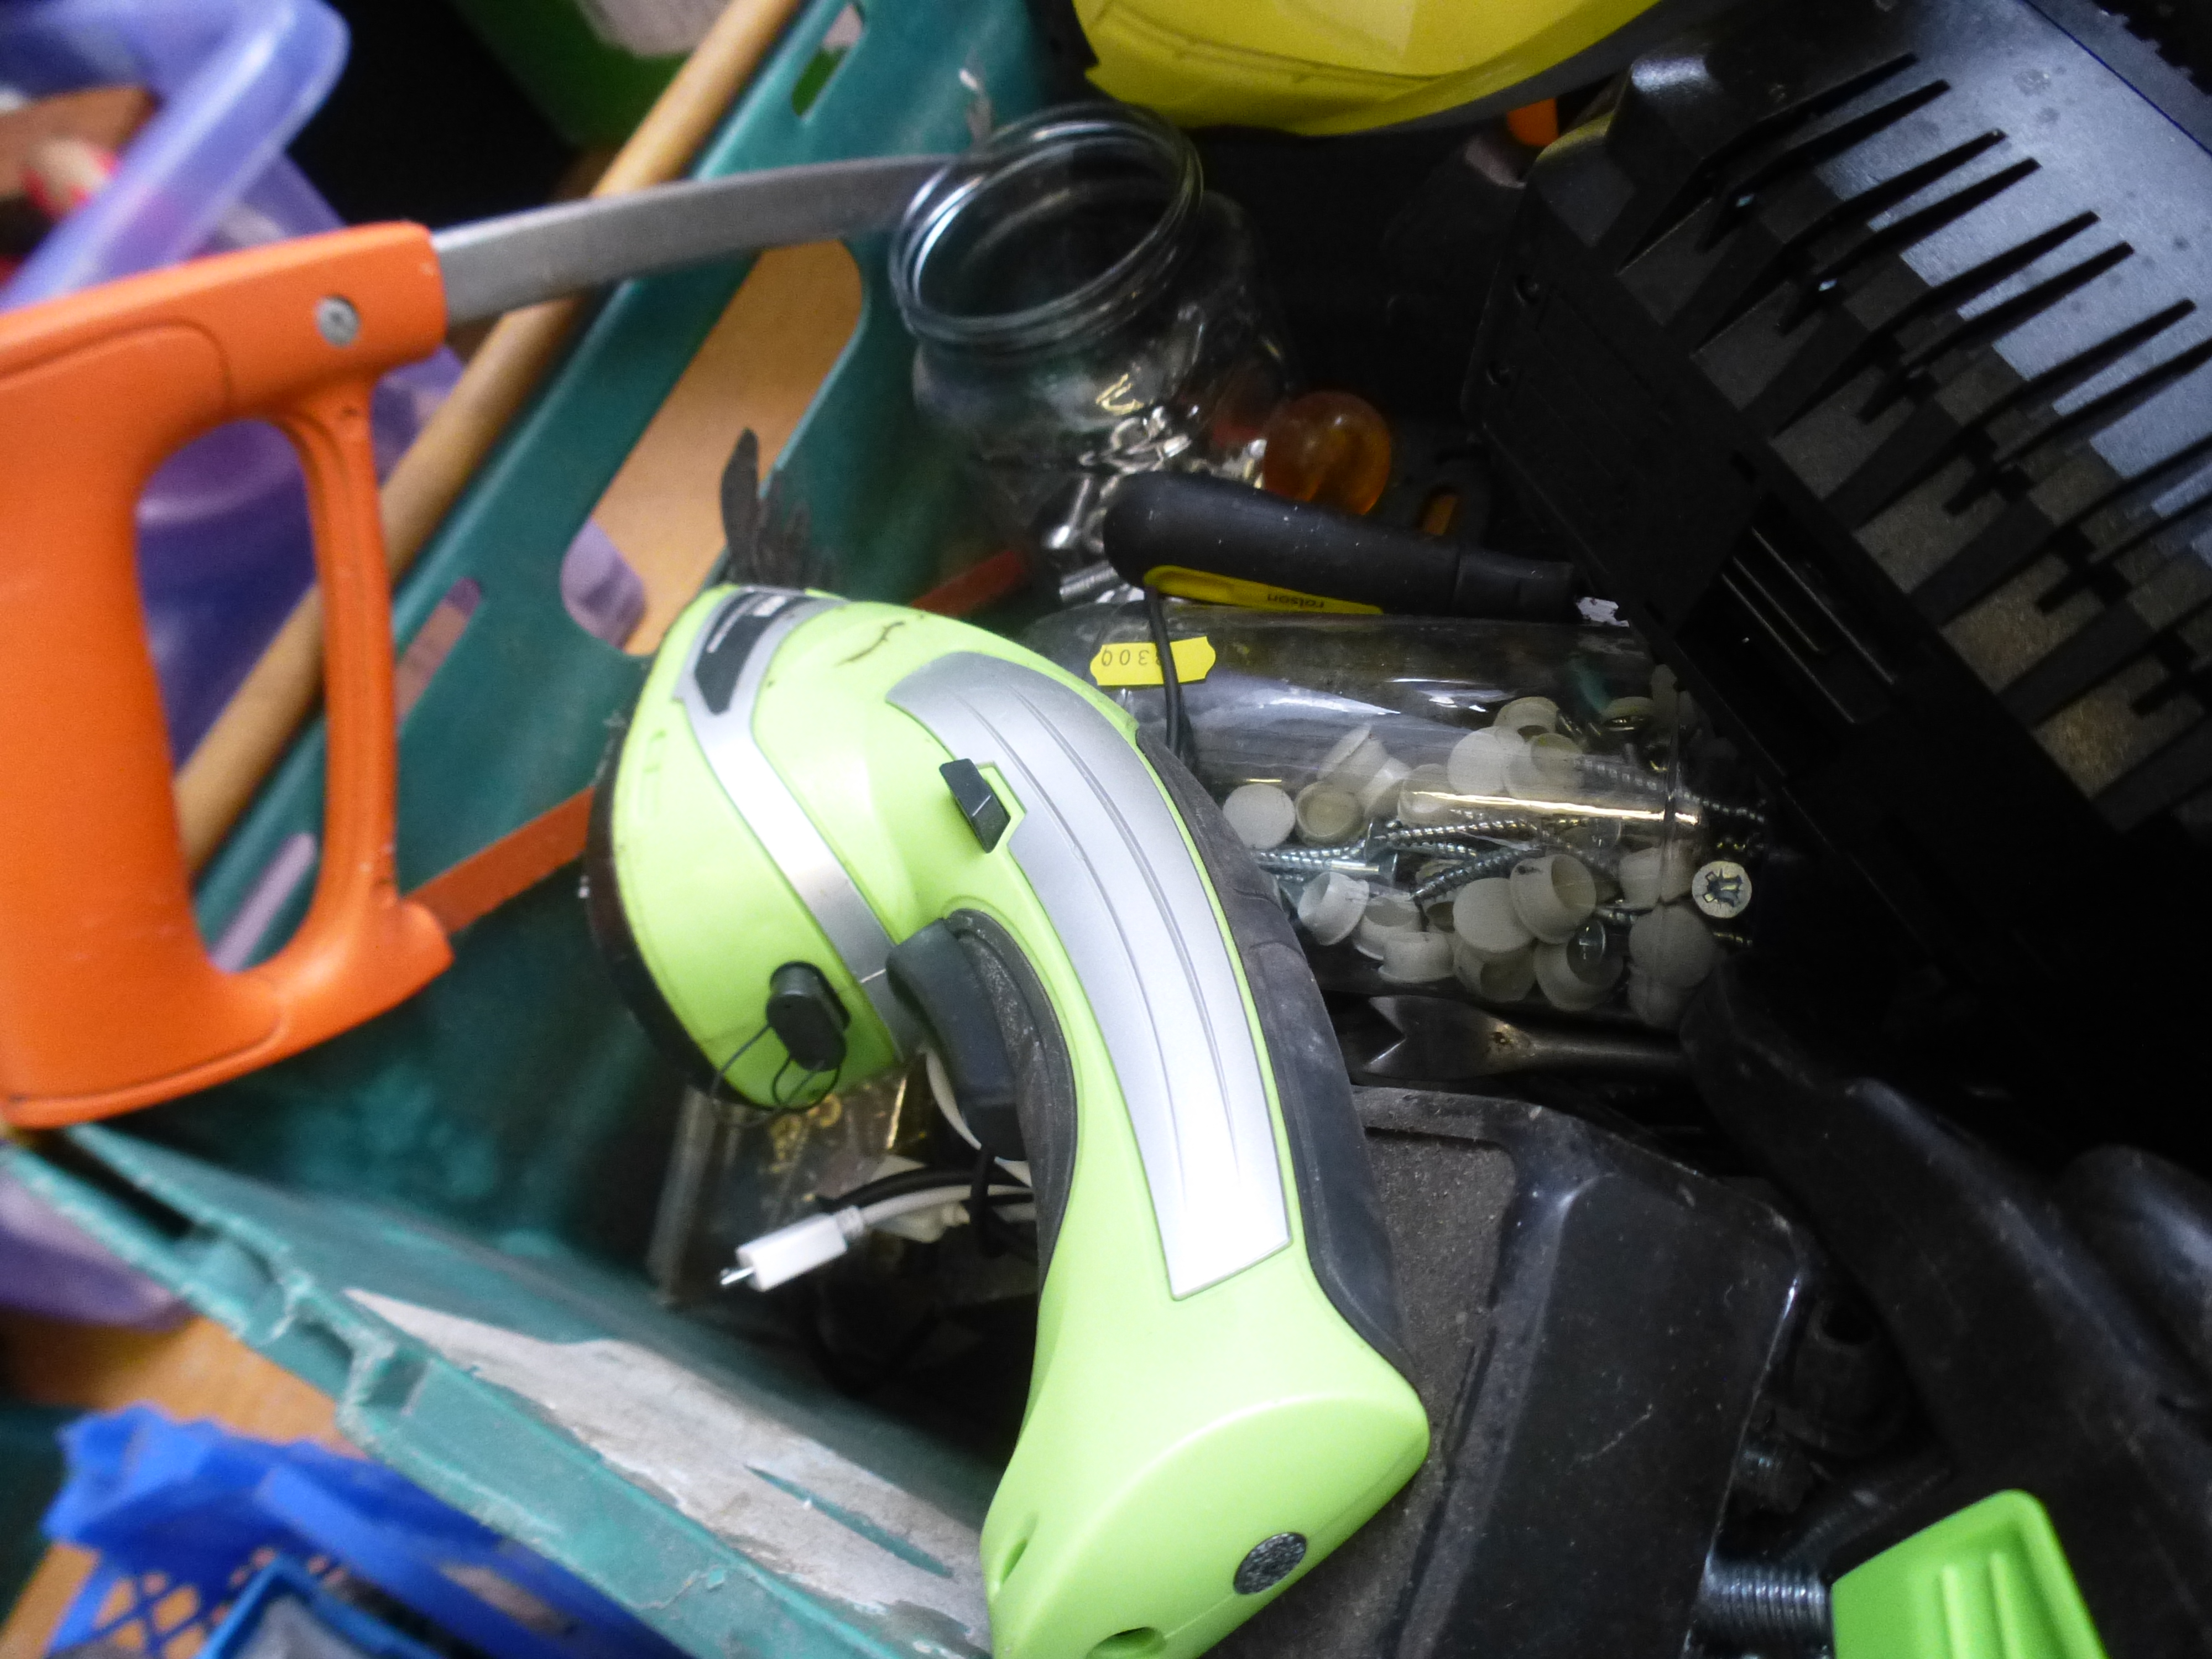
[
  {"left": 174, "top": 0, "right": 814, "bottom": 872},
  {"left": 0, "top": 228, "right": 453, "bottom": 1126}
]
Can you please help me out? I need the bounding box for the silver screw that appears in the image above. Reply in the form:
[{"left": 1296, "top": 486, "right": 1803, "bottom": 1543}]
[
  {"left": 1693, "top": 1554, "right": 1830, "bottom": 1648},
  {"left": 1408, "top": 844, "right": 1528, "bottom": 904},
  {"left": 1376, "top": 820, "right": 1543, "bottom": 849},
  {"left": 315, "top": 295, "right": 361, "bottom": 347},
  {"left": 1568, "top": 917, "right": 1613, "bottom": 972},
  {"left": 1692, "top": 858, "right": 1754, "bottom": 919},
  {"left": 1252, "top": 846, "right": 1383, "bottom": 879}
]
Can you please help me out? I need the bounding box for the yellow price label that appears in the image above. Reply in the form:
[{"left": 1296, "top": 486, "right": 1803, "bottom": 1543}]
[{"left": 1089, "top": 635, "right": 1217, "bottom": 688}]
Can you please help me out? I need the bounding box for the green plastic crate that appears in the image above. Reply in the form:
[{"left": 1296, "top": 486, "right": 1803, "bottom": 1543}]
[
  {"left": 0, "top": 1401, "right": 75, "bottom": 1613},
  {"left": 3, "top": 2, "right": 1046, "bottom": 1655}
]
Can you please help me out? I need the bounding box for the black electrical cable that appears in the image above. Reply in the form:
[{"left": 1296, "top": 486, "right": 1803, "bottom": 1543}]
[
  {"left": 970, "top": 1143, "right": 1010, "bottom": 1259},
  {"left": 709, "top": 1024, "right": 838, "bottom": 1114},
  {"left": 1144, "top": 584, "right": 1196, "bottom": 768},
  {"left": 968, "top": 1144, "right": 1039, "bottom": 1265},
  {"left": 704, "top": 1023, "right": 771, "bottom": 1113},
  {"left": 820, "top": 1164, "right": 1031, "bottom": 1213},
  {"left": 772, "top": 1055, "right": 839, "bottom": 1109}
]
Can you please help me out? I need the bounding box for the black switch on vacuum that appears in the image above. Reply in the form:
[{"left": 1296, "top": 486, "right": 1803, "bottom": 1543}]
[
  {"left": 940, "top": 759, "right": 1010, "bottom": 851},
  {"left": 765, "top": 961, "right": 849, "bottom": 1074}
]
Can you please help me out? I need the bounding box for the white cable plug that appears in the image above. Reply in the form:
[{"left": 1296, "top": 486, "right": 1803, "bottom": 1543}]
[
  {"left": 720, "top": 1183, "right": 1030, "bottom": 1290},
  {"left": 721, "top": 1211, "right": 860, "bottom": 1291}
]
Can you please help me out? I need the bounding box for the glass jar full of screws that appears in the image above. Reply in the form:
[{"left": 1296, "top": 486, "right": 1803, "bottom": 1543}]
[{"left": 1026, "top": 605, "right": 1768, "bottom": 1028}]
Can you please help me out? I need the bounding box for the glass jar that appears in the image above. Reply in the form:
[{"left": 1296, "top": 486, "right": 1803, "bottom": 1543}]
[
  {"left": 891, "top": 103, "right": 1290, "bottom": 569},
  {"left": 1024, "top": 604, "right": 1771, "bottom": 1030}
]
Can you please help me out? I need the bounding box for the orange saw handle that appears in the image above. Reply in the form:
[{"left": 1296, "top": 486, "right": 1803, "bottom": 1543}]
[{"left": 0, "top": 225, "right": 454, "bottom": 1128}]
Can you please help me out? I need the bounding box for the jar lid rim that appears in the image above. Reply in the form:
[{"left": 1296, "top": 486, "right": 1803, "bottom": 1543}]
[{"left": 891, "top": 103, "right": 1203, "bottom": 353}]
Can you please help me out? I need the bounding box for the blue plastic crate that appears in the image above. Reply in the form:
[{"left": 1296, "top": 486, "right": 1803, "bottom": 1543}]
[
  {"left": 200, "top": 1560, "right": 441, "bottom": 1659},
  {"left": 44, "top": 1408, "right": 686, "bottom": 1659}
]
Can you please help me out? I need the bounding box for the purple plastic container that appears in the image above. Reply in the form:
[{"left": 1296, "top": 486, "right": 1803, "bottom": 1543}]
[
  {"left": 0, "top": 0, "right": 346, "bottom": 308},
  {"left": 123, "top": 155, "right": 465, "bottom": 754},
  {"left": 0, "top": 1168, "right": 185, "bottom": 1328},
  {"left": 0, "top": 0, "right": 466, "bottom": 757}
]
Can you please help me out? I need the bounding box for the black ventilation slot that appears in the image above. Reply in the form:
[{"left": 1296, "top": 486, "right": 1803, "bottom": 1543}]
[
  {"left": 1808, "top": 244, "right": 2136, "bottom": 531},
  {"left": 1732, "top": 512, "right": 1904, "bottom": 719},
  {"left": 1860, "top": 222, "right": 2117, "bottom": 421},
  {"left": 1676, "top": 507, "right": 1910, "bottom": 774},
  {"left": 1620, "top": 51, "right": 1923, "bottom": 266},
  {"left": 1939, "top": 301, "right": 2202, "bottom": 512},
  {"left": 1739, "top": 156, "right": 2058, "bottom": 434},
  {"left": 2005, "top": 581, "right": 2204, "bottom": 727},
  {"left": 1783, "top": 152, "right": 2036, "bottom": 335},
  {"left": 1993, "top": 320, "right": 2212, "bottom": 468},
  {"left": 1700, "top": 77, "right": 1954, "bottom": 254},
  {"left": 2040, "top": 430, "right": 2212, "bottom": 609},
  {"left": 2033, "top": 541, "right": 2134, "bottom": 615},
  {"left": 1689, "top": 127, "right": 2007, "bottom": 353},
  {"left": 1675, "top": 580, "right": 1841, "bottom": 777},
  {"left": 2130, "top": 629, "right": 2212, "bottom": 716}
]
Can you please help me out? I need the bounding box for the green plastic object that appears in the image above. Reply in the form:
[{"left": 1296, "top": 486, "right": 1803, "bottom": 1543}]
[
  {"left": 0, "top": 1401, "right": 75, "bottom": 1613},
  {"left": 0, "top": 2, "right": 1074, "bottom": 1657},
  {"left": 603, "top": 592, "right": 1428, "bottom": 1659},
  {"left": 1833, "top": 1491, "right": 2110, "bottom": 1659},
  {"left": 442, "top": 0, "right": 687, "bottom": 149}
]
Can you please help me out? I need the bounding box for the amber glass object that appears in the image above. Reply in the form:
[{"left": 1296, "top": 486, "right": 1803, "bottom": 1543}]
[{"left": 1260, "top": 390, "right": 1392, "bottom": 514}]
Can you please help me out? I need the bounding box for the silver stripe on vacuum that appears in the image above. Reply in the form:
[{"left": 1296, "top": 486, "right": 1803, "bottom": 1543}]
[
  {"left": 888, "top": 652, "right": 1289, "bottom": 1297},
  {"left": 677, "top": 591, "right": 917, "bottom": 1053}
]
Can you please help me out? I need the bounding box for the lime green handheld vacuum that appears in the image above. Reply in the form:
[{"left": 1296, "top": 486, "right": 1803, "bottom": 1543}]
[{"left": 584, "top": 585, "right": 1429, "bottom": 1659}]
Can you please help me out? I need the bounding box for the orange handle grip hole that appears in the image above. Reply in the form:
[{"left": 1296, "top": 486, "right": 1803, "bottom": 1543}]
[{"left": 0, "top": 226, "right": 455, "bottom": 1127}]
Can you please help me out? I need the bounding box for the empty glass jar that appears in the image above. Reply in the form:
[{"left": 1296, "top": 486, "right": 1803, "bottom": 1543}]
[{"left": 891, "top": 103, "right": 1289, "bottom": 569}]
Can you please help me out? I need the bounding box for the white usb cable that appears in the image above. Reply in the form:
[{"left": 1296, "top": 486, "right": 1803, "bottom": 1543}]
[{"left": 720, "top": 1183, "right": 1033, "bottom": 1290}]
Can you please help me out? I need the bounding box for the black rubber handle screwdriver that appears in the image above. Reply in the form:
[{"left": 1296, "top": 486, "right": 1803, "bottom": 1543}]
[{"left": 1102, "top": 471, "right": 1581, "bottom": 621}]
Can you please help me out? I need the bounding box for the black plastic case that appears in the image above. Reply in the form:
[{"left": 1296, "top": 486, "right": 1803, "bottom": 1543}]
[
  {"left": 1469, "top": 0, "right": 2212, "bottom": 1150},
  {"left": 1218, "top": 1088, "right": 1806, "bottom": 1659}
]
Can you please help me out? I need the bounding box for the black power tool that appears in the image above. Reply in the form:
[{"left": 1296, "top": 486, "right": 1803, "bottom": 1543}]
[{"left": 1470, "top": 0, "right": 2212, "bottom": 1156}]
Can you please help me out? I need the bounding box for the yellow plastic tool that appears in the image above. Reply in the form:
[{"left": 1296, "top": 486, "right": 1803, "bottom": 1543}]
[{"left": 1072, "top": 0, "right": 1685, "bottom": 133}]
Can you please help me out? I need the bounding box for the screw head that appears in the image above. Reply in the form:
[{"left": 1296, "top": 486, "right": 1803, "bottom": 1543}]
[
  {"left": 315, "top": 295, "right": 361, "bottom": 347},
  {"left": 1692, "top": 859, "right": 1753, "bottom": 919},
  {"left": 1233, "top": 1532, "right": 1306, "bottom": 1595},
  {"left": 1568, "top": 916, "right": 1610, "bottom": 971}
]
